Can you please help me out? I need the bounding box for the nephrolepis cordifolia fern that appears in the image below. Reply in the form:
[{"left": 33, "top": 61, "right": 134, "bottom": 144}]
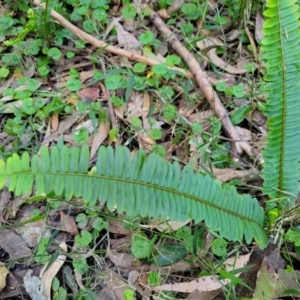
[
  {"left": 261, "top": 0, "right": 300, "bottom": 202},
  {"left": 0, "top": 145, "right": 267, "bottom": 248}
]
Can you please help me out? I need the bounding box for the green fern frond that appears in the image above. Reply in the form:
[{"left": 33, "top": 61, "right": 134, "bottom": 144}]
[
  {"left": 261, "top": 0, "right": 300, "bottom": 201},
  {"left": 0, "top": 145, "right": 267, "bottom": 248}
]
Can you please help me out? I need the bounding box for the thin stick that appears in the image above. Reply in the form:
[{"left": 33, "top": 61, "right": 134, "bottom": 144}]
[{"left": 33, "top": 0, "right": 193, "bottom": 79}]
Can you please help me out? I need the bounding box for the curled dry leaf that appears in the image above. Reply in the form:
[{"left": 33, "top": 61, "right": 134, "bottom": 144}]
[
  {"left": 185, "top": 290, "right": 221, "bottom": 300},
  {"left": 148, "top": 219, "right": 191, "bottom": 232},
  {"left": 235, "top": 126, "right": 252, "bottom": 141},
  {"left": 112, "top": 18, "right": 142, "bottom": 53},
  {"left": 0, "top": 264, "right": 9, "bottom": 292},
  {"left": 90, "top": 121, "right": 110, "bottom": 158},
  {"left": 224, "top": 251, "right": 252, "bottom": 274},
  {"left": 156, "top": 252, "right": 252, "bottom": 293},
  {"left": 254, "top": 257, "right": 300, "bottom": 299},
  {"left": 75, "top": 119, "right": 97, "bottom": 134},
  {"left": 128, "top": 270, "right": 140, "bottom": 285},
  {"left": 212, "top": 167, "right": 256, "bottom": 183},
  {"left": 127, "top": 91, "right": 149, "bottom": 118},
  {"left": 59, "top": 211, "right": 79, "bottom": 235},
  {"left": 77, "top": 87, "right": 100, "bottom": 103},
  {"left": 188, "top": 110, "right": 214, "bottom": 129},
  {"left": 167, "top": 0, "right": 184, "bottom": 15},
  {"left": 255, "top": 10, "right": 265, "bottom": 43},
  {"left": 23, "top": 56, "right": 36, "bottom": 78},
  {"left": 97, "top": 270, "right": 135, "bottom": 300},
  {"left": 51, "top": 113, "right": 59, "bottom": 132},
  {"left": 0, "top": 229, "right": 31, "bottom": 258},
  {"left": 108, "top": 250, "right": 135, "bottom": 268},
  {"left": 157, "top": 9, "right": 170, "bottom": 19},
  {"left": 197, "top": 38, "right": 247, "bottom": 74},
  {"left": 156, "top": 275, "right": 230, "bottom": 293},
  {"left": 0, "top": 190, "right": 10, "bottom": 224},
  {"left": 107, "top": 217, "right": 132, "bottom": 235},
  {"left": 40, "top": 242, "right": 68, "bottom": 300}
]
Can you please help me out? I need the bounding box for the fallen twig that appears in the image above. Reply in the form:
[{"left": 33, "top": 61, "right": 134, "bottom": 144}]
[{"left": 33, "top": 0, "right": 193, "bottom": 79}]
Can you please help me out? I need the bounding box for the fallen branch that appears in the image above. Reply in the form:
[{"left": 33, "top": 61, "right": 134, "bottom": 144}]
[
  {"left": 142, "top": 5, "right": 244, "bottom": 157},
  {"left": 33, "top": 0, "right": 192, "bottom": 79}
]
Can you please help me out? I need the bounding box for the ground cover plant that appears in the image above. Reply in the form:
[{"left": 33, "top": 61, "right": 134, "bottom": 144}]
[{"left": 0, "top": 0, "right": 300, "bottom": 299}]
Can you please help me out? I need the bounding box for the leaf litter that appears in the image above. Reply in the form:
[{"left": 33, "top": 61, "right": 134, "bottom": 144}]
[{"left": 0, "top": 0, "right": 298, "bottom": 299}]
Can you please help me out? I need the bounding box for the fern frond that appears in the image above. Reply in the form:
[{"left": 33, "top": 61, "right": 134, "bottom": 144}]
[
  {"left": 0, "top": 146, "right": 267, "bottom": 248},
  {"left": 261, "top": 0, "right": 300, "bottom": 201}
]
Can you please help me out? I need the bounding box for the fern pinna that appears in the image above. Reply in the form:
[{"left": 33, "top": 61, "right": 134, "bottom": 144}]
[
  {"left": 261, "top": 0, "right": 300, "bottom": 201},
  {"left": 0, "top": 145, "right": 267, "bottom": 248}
]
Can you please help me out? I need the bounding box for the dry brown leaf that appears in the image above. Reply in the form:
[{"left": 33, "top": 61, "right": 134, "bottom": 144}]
[
  {"left": 40, "top": 242, "right": 67, "bottom": 300},
  {"left": 156, "top": 252, "right": 252, "bottom": 293},
  {"left": 0, "top": 264, "right": 9, "bottom": 292},
  {"left": 188, "top": 135, "right": 205, "bottom": 169},
  {"left": 185, "top": 290, "right": 221, "bottom": 300},
  {"left": 99, "top": 82, "right": 109, "bottom": 101},
  {"left": 15, "top": 226, "right": 48, "bottom": 248},
  {"left": 77, "top": 87, "right": 100, "bottom": 103},
  {"left": 123, "top": 17, "right": 135, "bottom": 31},
  {"left": 107, "top": 18, "right": 141, "bottom": 54},
  {"left": 0, "top": 74, "right": 15, "bottom": 95},
  {"left": 113, "top": 105, "right": 124, "bottom": 120},
  {"left": 14, "top": 203, "right": 50, "bottom": 248},
  {"left": 108, "top": 217, "right": 132, "bottom": 235},
  {"left": 167, "top": 0, "right": 184, "bottom": 15},
  {"left": 255, "top": 10, "right": 264, "bottom": 43},
  {"left": 109, "top": 236, "right": 131, "bottom": 250},
  {"left": 156, "top": 9, "right": 170, "bottom": 19},
  {"left": 59, "top": 211, "right": 79, "bottom": 235},
  {"left": 51, "top": 113, "right": 59, "bottom": 132},
  {"left": 224, "top": 251, "right": 252, "bottom": 274},
  {"left": 90, "top": 121, "right": 110, "bottom": 158},
  {"left": 127, "top": 91, "right": 149, "bottom": 118},
  {"left": 212, "top": 167, "right": 255, "bottom": 182},
  {"left": 97, "top": 270, "right": 135, "bottom": 300},
  {"left": 148, "top": 219, "right": 191, "bottom": 232},
  {"left": 0, "top": 229, "right": 31, "bottom": 259},
  {"left": 115, "top": 21, "right": 141, "bottom": 51},
  {"left": 226, "top": 29, "right": 242, "bottom": 42},
  {"left": 254, "top": 257, "right": 300, "bottom": 299},
  {"left": 58, "top": 114, "right": 82, "bottom": 135},
  {"left": 0, "top": 190, "right": 11, "bottom": 224},
  {"left": 188, "top": 110, "right": 214, "bottom": 128},
  {"left": 66, "top": 94, "right": 78, "bottom": 105},
  {"left": 197, "top": 38, "right": 247, "bottom": 74},
  {"left": 23, "top": 56, "right": 36, "bottom": 78},
  {"left": 0, "top": 3, "right": 9, "bottom": 18},
  {"left": 137, "top": 132, "right": 155, "bottom": 150},
  {"left": 75, "top": 119, "right": 97, "bottom": 134},
  {"left": 41, "top": 122, "right": 54, "bottom": 146},
  {"left": 0, "top": 100, "right": 23, "bottom": 113},
  {"left": 236, "top": 127, "right": 252, "bottom": 141},
  {"left": 79, "top": 70, "right": 95, "bottom": 82},
  {"left": 126, "top": 92, "right": 155, "bottom": 150},
  {"left": 156, "top": 275, "right": 230, "bottom": 293},
  {"left": 128, "top": 270, "right": 140, "bottom": 285},
  {"left": 108, "top": 250, "right": 135, "bottom": 268}
]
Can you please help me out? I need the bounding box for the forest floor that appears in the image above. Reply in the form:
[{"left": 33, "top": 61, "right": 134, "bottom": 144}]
[{"left": 0, "top": 0, "right": 300, "bottom": 299}]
